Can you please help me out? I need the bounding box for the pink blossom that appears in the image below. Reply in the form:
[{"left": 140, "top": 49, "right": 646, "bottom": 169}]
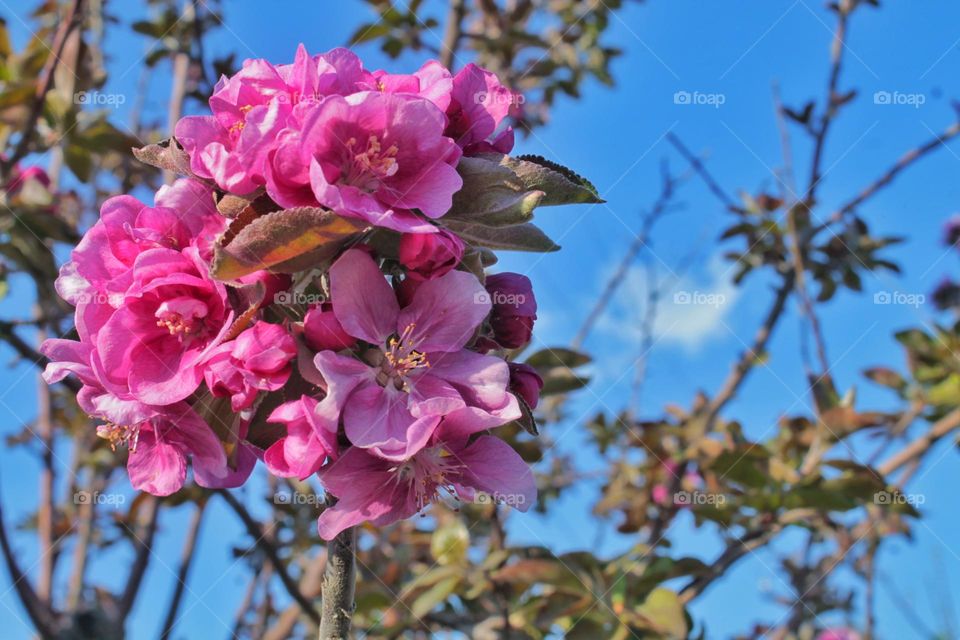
[
  {"left": 508, "top": 362, "right": 543, "bottom": 409},
  {"left": 98, "top": 404, "right": 228, "bottom": 496},
  {"left": 445, "top": 63, "right": 517, "bottom": 155},
  {"left": 317, "top": 408, "right": 535, "bottom": 540},
  {"left": 176, "top": 46, "right": 373, "bottom": 194},
  {"left": 94, "top": 246, "right": 234, "bottom": 406},
  {"left": 816, "top": 629, "right": 861, "bottom": 640},
  {"left": 363, "top": 60, "right": 454, "bottom": 111},
  {"left": 312, "top": 249, "right": 519, "bottom": 460},
  {"left": 398, "top": 228, "right": 465, "bottom": 280},
  {"left": 485, "top": 273, "right": 537, "bottom": 348},
  {"left": 204, "top": 321, "right": 296, "bottom": 412},
  {"left": 303, "top": 304, "right": 356, "bottom": 352},
  {"left": 54, "top": 179, "right": 224, "bottom": 306},
  {"left": 265, "top": 91, "right": 462, "bottom": 233},
  {"left": 264, "top": 395, "right": 339, "bottom": 480}
]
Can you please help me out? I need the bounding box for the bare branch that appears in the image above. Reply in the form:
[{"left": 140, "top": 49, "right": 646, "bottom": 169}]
[
  {"left": 216, "top": 489, "right": 322, "bottom": 626},
  {"left": 319, "top": 525, "right": 356, "bottom": 640},
  {"left": 118, "top": 494, "right": 161, "bottom": 621},
  {"left": 159, "top": 501, "right": 207, "bottom": 640}
]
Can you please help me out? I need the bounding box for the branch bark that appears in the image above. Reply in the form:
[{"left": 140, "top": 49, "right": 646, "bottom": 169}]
[
  {"left": 159, "top": 501, "right": 206, "bottom": 640},
  {"left": 319, "top": 525, "right": 356, "bottom": 640}
]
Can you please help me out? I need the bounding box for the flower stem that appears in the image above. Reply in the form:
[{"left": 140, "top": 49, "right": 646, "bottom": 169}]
[{"left": 319, "top": 525, "right": 356, "bottom": 639}]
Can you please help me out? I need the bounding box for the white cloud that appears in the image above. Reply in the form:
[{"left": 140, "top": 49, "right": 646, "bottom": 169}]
[{"left": 597, "top": 253, "right": 740, "bottom": 352}]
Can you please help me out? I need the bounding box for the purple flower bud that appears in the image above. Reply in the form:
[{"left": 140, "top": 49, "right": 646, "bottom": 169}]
[
  {"left": 508, "top": 362, "right": 543, "bottom": 409},
  {"left": 398, "top": 228, "right": 465, "bottom": 280},
  {"left": 303, "top": 303, "right": 356, "bottom": 351},
  {"left": 485, "top": 273, "right": 537, "bottom": 348}
]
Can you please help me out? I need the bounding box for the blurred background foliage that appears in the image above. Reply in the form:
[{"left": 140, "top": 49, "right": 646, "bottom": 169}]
[{"left": 0, "top": 0, "right": 959, "bottom": 638}]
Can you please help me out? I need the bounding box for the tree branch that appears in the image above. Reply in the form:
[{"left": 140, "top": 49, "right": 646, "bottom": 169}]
[
  {"left": 216, "top": 488, "right": 322, "bottom": 626},
  {"left": 159, "top": 500, "right": 206, "bottom": 640},
  {"left": 319, "top": 525, "right": 356, "bottom": 640},
  {"left": 439, "top": 0, "right": 467, "bottom": 70},
  {"left": 118, "top": 494, "right": 160, "bottom": 621}
]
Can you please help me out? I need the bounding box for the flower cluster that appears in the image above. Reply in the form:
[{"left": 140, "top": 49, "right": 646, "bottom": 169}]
[{"left": 44, "top": 47, "right": 546, "bottom": 540}]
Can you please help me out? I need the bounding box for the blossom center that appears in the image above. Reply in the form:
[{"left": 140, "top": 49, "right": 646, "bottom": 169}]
[
  {"left": 97, "top": 422, "right": 141, "bottom": 452},
  {"left": 394, "top": 446, "right": 463, "bottom": 510},
  {"left": 155, "top": 296, "right": 209, "bottom": 338},
  {"left": 376, "top": 323, "right": 428, "bottom": 388},
  {"left": 342, "top": 135, "right": 399, "bottom": 192}
]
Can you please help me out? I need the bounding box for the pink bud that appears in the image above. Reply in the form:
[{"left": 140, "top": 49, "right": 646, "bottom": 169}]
[
  {"left": 398, "top": 228, "right": 465, "bottom": 280},
  {"left": 485, "top": 273, "right": 537, "bottom": 349},
  {"left": 239, "top": 271, "right": 293, "bottom": 309},
  {"left": 508, "top": 362, "right": 543, "bottom": 409},
  {"left": 303, "top": 304, "right": 356, "bottom": 352}
]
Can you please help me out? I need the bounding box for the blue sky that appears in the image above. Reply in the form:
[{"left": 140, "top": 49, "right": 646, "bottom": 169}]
[{"left": 2, "top": 0, "right": 960, "bottom": 637}]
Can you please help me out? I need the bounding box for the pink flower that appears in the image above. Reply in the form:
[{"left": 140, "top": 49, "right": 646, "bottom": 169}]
[
  {"left": 266, "top": 91, "right": 463, "bottom": 233},
  {"left": 485, "top": 273, "right": 537, "bottom": 349},
  {"left": 204, "top": 321, "right": 296, "bottom": 412},
  {"left": 176, "top": 46, "right": 373, "bottom": 194},
  {"left": 303, "top": 303, "right": 356, "bottom": 352},
  {"left": 99, "top": 404, "right": 228, "bottom": 496},
  {"left": 816, "top": 630, "right": 860, "bottom": 640},
  {"left": 54, "top": 179, "right": 224, "bottom": 306},
  {"left": 508, "top": 362, "right": 543, "bottom": 409},
  {"left": 263, "top": 395, "right": 339, "bottom": 480},
  {"left": 316, "top": 408, "right": 535, "bottom": 539},
  {"left": 95, "top": 247, "right": 234, "bottom": 406},
  {"left": 398, "top": 228, "right": 465, "bottom": 280},
  {"left": 445, "top": 63, "right": 516, "bottom": 155},
  {"left": 312, "top": 249, "right": 519, "bottom": 460},
  {"left": 363, "top": 60, "right": 454, "bottom": 111}
]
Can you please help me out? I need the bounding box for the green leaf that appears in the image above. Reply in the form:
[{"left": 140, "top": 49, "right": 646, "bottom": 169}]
[
  {"left": 430, "top": 518, "right": 470, "bottom": 566},
  {"left": 525, "top": 347, "right": 592, "bottom": 370},
  {"left": 636, "top": 588, "right": 688, "bottom": 639},
  {"left": 492, "top": 152, "right": 603, "bottom": 206},
  {"left": 133, "top": 138, "right": 209, "bottom": 182},
  {"left": 349, "top": 22, "right": 391, "bottom": 44},
  {"left": 447, "top": 156, "right": 545, "bottom": 226},
  {"left": 410, "top": 574, "right": 460, "bottom": 619},
  {"left": 443, "top": 220, "right": 560, "bottom": 253},
  {"left": 211, "top": 207, "right": 366, "bottom": 280}
]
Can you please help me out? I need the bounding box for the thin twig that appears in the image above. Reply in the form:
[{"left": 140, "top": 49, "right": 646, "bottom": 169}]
[
  {"left": 665, "top": 133, "right": 738, "bottom": 210},
  {"left": 216, "top": 489, "right": 322, "bottom": 626},
  {"left": 439, "top": 0, "right": 467, "bottom": 70},
  {"left": 118, "top": 494, "right": 161, "bottom": 621},
  {"left": 878, "top": 408, "right": 960, "bottom": 477},
  {"left": 830, "top": 120, "right": 960, "bottom": 222},
  {"left": 159, "top": 501, "right": 207, "bottom": 640},
  {"left": 0, "top": 0, "right": 84, "bottom": 181},
  {"left": 0, "top": 478, "right": 60, "bottom": 637}
]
